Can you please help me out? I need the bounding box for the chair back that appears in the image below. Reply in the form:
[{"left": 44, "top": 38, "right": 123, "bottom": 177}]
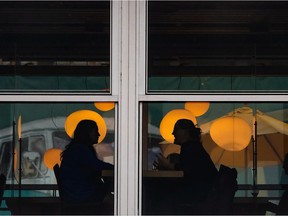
[
  {"left": 53, "top": 164, "right": 64, "bottom": 200},
  {"left": 216, "top": 164, "right": 238, "bottom": 214},
  {"left": 0, "top": 174, "right": 6, "bottom": 206}
]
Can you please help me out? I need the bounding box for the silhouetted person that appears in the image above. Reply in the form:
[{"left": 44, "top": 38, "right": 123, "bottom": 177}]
[
  {"left": 268, "top": 153, "right": 288, "bottom": 215},
  {"left": 154, "top": 119, "right": 218, "bottom": 204},
  {"left": 60, "top": 120, "right": 114, "bottom": 204}
]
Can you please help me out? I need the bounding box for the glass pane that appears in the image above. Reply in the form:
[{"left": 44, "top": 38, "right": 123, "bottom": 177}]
[
  {"left": 0, "top": 2, "right": 110, "bottom": 91},
  {"left": 148, "top": 1, "right": 288, "bottom": 92},
  {"left": 142, "top": 102, "right": 288, "bottom": 214},
  {"left": 0, "top": 102, "right": 115, "bottom": 214}
]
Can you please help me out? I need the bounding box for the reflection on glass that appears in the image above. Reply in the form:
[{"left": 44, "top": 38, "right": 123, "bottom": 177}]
[
  {"left": 148, "top": 1, "right": 288, "bottom": 92},
  {"left": 142, "top": 102, "right": 288, "bottom": 214},
  {"left": 0, "top": 2, "right": 110, "bottom": 91}
]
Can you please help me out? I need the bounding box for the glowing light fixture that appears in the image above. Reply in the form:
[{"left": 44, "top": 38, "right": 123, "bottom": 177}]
[
  {"left": 210, "top": 116, "right": 252, "bottom": 151},
  {"left": 160, "top": 109, "right": 197, "bottom": 143},
  {"left": 14, "top": 146, "right": 18, "bottom": 172},
  {"left": 18, "top": 115, "right": 22, "bottom": 139},
  {"left": 65, "top": 110, "right": 107, "bottom": 143},
  {"left": 184, "top": 102, "right": 210, "bottom": 117},
  {"left": 94, "top": 102, "right": 115, "bottom": 111},
  {"left": 43, "top": 148, "right": 62, "bottom": 170}
]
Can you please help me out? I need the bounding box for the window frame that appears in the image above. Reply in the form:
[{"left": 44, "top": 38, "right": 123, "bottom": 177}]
[{"left": 1, "top": 1, "right": 288, "bottom": 215}]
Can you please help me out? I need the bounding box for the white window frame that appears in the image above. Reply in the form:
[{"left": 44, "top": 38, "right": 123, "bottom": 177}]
[
  {"left": 1, "top": 1, "right": 288, "bottom": 215},
  {"left": 133, "top": 1, "right": 288, "bottom": 216}
]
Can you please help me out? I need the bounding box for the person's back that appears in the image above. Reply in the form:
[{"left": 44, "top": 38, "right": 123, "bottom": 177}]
[
  {"left": 177, "top": 140, "right": 218, "bottom": 203},
  {"left": 173, "top": 120, "right": 218, "bottom": 201},
  {"left": 179, "top": 139, "right": 218, "bottom": 184}
]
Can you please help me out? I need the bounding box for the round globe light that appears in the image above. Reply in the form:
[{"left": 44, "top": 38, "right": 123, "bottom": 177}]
[
  {"left": 210, "top": 116, "right": 252, "bottom": 151},
  {"left": 160, "top": 109, "right": 197, "bottom": 143},
  {"left": 65, "top": 110, "right": 107, "bottom": 143},
  {"left": 94, "top": 102, "right": 115, "bottom": 111},
  {"left": 43, "top": 148, "right": 62, "bottom": 170},
  {"left": 184, "top": 102, "right": 210, "bottom": 117}
]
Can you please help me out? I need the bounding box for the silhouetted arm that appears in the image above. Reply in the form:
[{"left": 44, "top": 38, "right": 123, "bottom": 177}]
[{"left": 83, "top": 146, "right": 114, "bottom": 171}]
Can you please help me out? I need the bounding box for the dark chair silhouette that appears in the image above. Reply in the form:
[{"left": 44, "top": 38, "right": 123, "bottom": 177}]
[
  {"left": 266, "top": 189, "right": 288, "bottom": 215},
  {"left": 53, "top": 164, "right": 112, "bottom": 215},
  {"left": 53, "top": 164, "right": 65, "bottom": 214},
  {"left": 174, "top": 164, "right": 238, "bottom": 215},
  {"left": 53, "top": 164, "right": 64, "bottom": 200},
  {"left": 214, "top": 164, "right": 238, "bottom": 214},
  {"left": 189, "top": 164, "right": 238, "bottom": 215},
  {"left": 0, "top": 174, "right": 6, "bottom": 207}
]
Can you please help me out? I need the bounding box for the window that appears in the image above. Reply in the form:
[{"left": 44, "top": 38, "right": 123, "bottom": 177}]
[
  {"left": 0, "top": 1, "right": 110, "bottom": 91},
  {"left": 141, "top": 2, "right": 288, "bottom": 214},
  {"left": 0, "top": 102, "right": 115, "bottom": 197},
  {"left": 2, "top": 1, "right": 288, "bottom": 215},
  {"left": 142, "top": 101, "right": 288, "bottom": 214},
  {"left": 52, "top": 131, "right": 70, "bottom": 150},
  {"left": 148, "top": 1, "right": 288, "bottom": 92}
]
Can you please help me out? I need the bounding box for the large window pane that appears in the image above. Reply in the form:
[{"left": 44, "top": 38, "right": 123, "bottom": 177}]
[
  {"left": 0, "top": 2, "right": 110, "bottom": 91},
  {"left": 0, "top": 102, "right": 115, "bottom": 215},
  {"left": 142, "top": 102, "right": 288, "bottom": 214},
  {"left": 148, "top": 1, "right": 288, "bottom": 92}
]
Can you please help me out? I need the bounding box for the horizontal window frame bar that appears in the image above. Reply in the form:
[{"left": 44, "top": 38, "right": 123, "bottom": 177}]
[
  {"left": 139, "top": 94, "right": 288, "bottom": 102},
  {"left": 0, "top": 94, "right": 118, "bottom": 102}
]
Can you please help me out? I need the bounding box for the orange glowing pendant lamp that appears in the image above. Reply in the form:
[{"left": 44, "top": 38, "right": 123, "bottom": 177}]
[
  {"left": 65, "top": 110, "right": 107, "bottom": 143},
  {"left": 43, "top": 148, "right": 63, "bottom": 170},
  {"left": 210, "top": 116, "right": 252, "bottom": 151},
  {"left": 184, "top": 102, "right": 210, "bottom": 117},
  {"left": 94, "top": 102, "right": 115, "bottom": 111},
  {"left": 18, "top": 115, "right": 22, "bottom": 139},
  {"left": 160, "top": 109, "right": 197, "bottom": 143}
]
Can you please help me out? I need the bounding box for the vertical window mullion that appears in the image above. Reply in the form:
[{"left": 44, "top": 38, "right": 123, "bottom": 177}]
[{"left": 113, "top": 0, "right": 141, "bottom": 215}]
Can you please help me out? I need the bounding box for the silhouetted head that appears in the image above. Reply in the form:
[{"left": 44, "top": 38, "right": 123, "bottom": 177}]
[
  {"left": 283, "top": 153, "right": 288, "bottom": 175},
  {"left": 73, "top": 120, "right": 100, "bottom": 146},
  {"left": 172, "top": 119, "right": 201, "bottom": 145}
]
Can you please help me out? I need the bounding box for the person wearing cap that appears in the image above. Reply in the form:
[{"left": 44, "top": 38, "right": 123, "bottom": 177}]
[{"left": 154, "top": 119, "right": 218, "bottom": 203}]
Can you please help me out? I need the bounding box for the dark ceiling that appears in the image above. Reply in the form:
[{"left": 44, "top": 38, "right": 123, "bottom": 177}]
[{"left": 1, "top": 1, "right": 288, "bottom": 76}]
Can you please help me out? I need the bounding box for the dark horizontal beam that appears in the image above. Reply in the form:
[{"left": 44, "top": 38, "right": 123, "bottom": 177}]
[
  {"left": 4, "top": 183, "right": 288, "bottom": 191},
  {"left": 0, "top": 65, "right": 109, "bottom": 76},
  {"left": 149, "top": 34, "right": 288, "bottom": 46},
  {"left": 0, "top": 33, "right": 110, "bottom": 60},
  {"left": 148, "top": 66, "right": 288, "bottom": 76},
  {"left": 0, "top": 52, "right": 110, "bottom": 61},
  {"left": 5, "top": 184, "right": 57, "bottom": 190}
]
